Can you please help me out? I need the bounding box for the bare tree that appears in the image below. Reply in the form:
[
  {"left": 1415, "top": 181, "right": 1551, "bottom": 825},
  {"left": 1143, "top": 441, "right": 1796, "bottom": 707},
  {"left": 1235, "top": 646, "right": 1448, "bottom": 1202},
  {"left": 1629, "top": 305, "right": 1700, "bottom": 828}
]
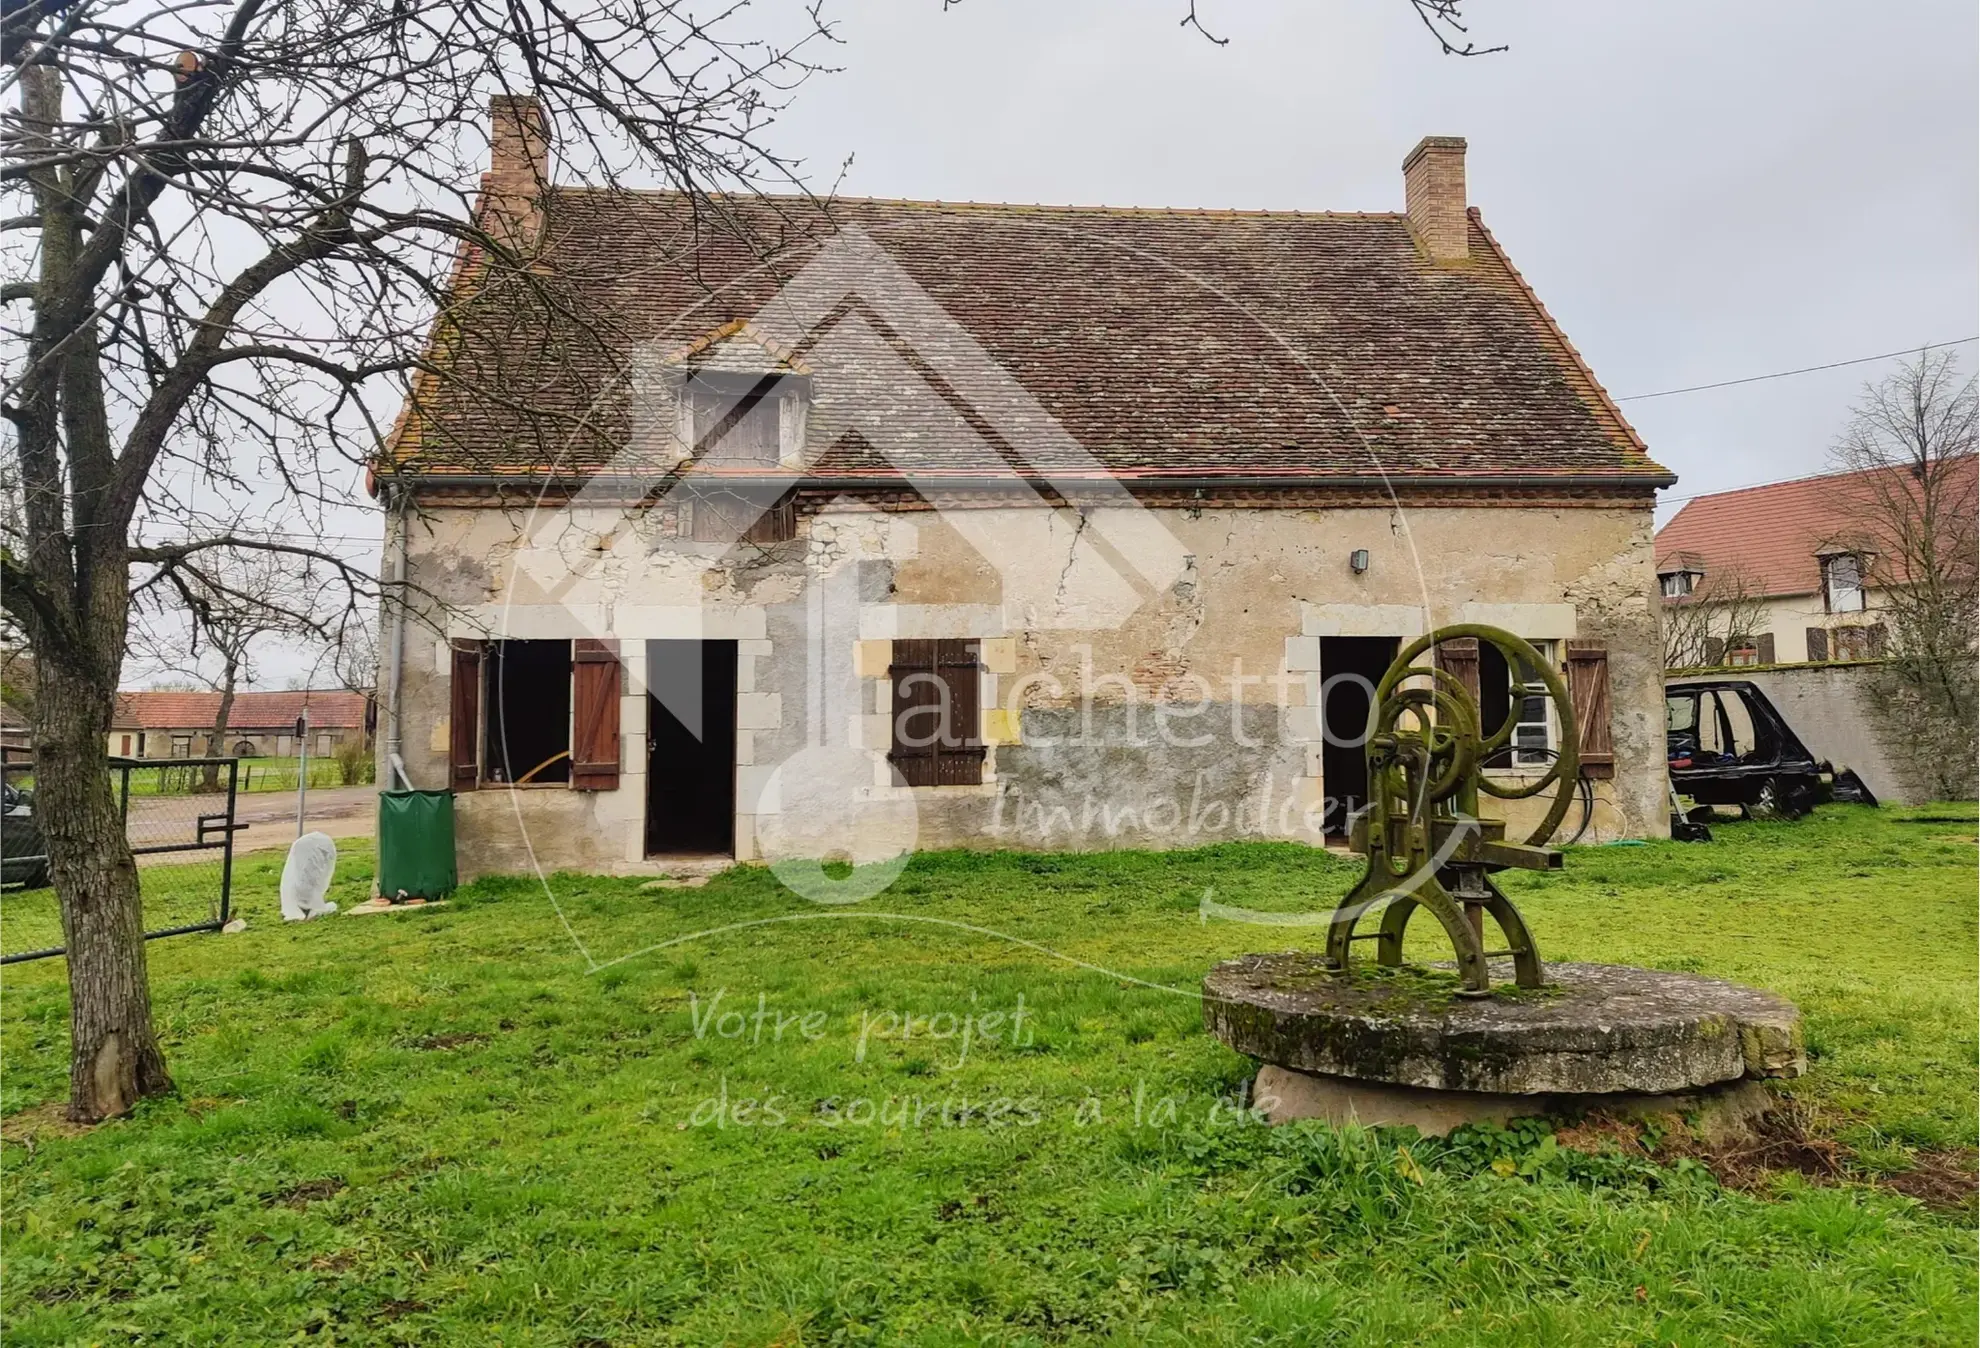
[
  {"left": 131, "top": 549, "right": 322, "bottom": 788},
  {"left": 1827, "top": 351, "right": 1978, "bottom": 799},
  {"left": 1662, "top": 560, "right": 1772, "bottom": 670},
  {"left": 1, "top": 0, "right": 1494, "bottom": 1124},
  {"left": 1, "top": 617, "right": 32, "bottom": 721},
  {"left": 1, "top": 0, "right": 832, "bottom": 1120},
  {"left": 329, "top": 610, "right": 379, "bottom": 703}
]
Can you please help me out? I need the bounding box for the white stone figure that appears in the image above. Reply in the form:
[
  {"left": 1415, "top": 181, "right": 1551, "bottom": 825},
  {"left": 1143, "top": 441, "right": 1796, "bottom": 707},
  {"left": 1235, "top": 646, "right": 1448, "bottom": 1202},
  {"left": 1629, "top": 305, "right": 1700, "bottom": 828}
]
[{"left": 280, "top": 831, "right": 340, "bottom": 921}]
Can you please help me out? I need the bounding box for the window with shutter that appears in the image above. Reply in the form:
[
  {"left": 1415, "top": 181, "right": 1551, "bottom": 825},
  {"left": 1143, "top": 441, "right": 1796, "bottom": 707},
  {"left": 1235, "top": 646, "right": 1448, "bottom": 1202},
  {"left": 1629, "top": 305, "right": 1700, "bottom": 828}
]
[
  {"left": 1433, "top": 637, "right": 1481, "bottom": 710},
  {"left": 1822, "top": 553, "right": 1865, "bottom": 613},
  {"left": 888, "top": 639, "right": 985, "bottom": 786},
  {"left": 571, "top": 639, "right": 623, "bottom": 790},
  {"left": 689, "top": 376, "right": 781, "bottom": 466},
  {"left": 688, "top": 488, "right": 795, "bottom": 544},
  {"left": 1831, "top": 624, "right": 1890, "bottom": 662},
  {"left": 483, "top": 640, "right": 573, "bottom": 784},
  {"left": 1564, "top": 641, "right": 1614, "bottom": 779},
  {"left": 1472, "top": 639, "right": 1556, "bottom": 768},
  {"left": 450, "top": 639, "right": 482, "bottom": 790}
]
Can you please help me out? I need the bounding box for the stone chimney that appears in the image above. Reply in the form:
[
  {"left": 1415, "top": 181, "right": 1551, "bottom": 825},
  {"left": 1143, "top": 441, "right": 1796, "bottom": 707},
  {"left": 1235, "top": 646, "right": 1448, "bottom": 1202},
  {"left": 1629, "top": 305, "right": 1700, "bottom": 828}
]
[
  {"left": 486, "top": 94, "right": 549, "bottom": 254},
  {"left": 1402, "top": 136, "right": 1468, "bottom": 263}
]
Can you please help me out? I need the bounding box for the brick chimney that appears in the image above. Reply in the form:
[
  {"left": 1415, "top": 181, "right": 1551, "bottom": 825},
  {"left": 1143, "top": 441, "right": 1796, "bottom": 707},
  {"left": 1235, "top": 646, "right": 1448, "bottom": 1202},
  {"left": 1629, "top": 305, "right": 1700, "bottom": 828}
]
[
  {"left": 1402, "top": 135, "right": 1468, "bottom": 263},
  {"left": 486, "top": 94, "right": 548, "bottom": 254}
]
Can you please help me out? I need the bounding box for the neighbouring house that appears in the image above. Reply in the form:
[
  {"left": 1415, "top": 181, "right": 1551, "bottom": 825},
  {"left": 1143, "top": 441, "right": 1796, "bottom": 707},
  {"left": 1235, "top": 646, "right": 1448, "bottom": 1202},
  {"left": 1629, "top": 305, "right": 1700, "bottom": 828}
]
[
  {"left": 0, "top": 704, "right": 28, "bottom": 764},
  {"left": 372, "top": 100, "right": 1676, "bottom": 877},
  {"left": 109, "top": 690, "right": 374, "bottom": 761},
  {"left": 1654, "top": 459, "right": 1980, "bottom": 667}
]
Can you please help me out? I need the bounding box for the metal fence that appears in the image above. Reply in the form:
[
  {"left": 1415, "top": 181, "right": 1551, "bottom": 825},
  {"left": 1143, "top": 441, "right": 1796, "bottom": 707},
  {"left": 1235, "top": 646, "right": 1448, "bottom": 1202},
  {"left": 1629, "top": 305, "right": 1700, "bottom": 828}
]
[{"left": 1, "top": 757, "right": 242, "bottom": 965}]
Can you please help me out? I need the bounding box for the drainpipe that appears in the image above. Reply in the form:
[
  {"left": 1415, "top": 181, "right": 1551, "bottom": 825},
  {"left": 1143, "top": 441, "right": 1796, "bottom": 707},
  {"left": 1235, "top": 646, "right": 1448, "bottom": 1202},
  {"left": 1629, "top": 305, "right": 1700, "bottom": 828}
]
[{"left": 383, "top": 488, "right": 412, "bottom": 791}]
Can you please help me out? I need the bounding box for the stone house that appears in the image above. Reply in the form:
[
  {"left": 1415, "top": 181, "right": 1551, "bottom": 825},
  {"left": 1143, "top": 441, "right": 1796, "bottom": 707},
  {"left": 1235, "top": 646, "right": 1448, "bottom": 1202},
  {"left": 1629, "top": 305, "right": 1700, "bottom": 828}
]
[
  {"left": 110, "top": 690, "right": 373, "bottom": 760},
  {"left": 1654, "top": 459, "right": 1979, "bottom": 666},
  {"left": 374, "top": 100, "right": 1675, "bottom": 877}
]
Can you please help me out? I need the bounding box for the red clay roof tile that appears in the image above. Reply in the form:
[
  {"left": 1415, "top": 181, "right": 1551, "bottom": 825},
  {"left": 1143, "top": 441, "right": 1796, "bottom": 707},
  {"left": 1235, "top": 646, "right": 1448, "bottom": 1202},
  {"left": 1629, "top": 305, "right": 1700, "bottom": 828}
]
[{"left": 1654, "top": 458, "right": 1979, "bottom": 596}]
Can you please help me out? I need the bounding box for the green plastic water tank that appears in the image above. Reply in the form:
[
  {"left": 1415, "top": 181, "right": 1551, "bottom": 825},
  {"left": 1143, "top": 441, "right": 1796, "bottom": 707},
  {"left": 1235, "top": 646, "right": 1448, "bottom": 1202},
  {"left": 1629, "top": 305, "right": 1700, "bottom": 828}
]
[{"left": 376, "top": 790, "right": 457, "bottom": 900}]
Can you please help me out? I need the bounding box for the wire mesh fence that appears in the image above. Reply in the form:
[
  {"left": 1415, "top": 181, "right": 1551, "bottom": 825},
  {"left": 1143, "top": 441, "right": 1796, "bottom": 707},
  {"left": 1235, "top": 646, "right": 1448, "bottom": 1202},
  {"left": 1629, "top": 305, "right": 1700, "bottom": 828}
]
[
  {"left": 1, "top": 758, "right": 240, "bottom": 964},
  {"left": 114, "top": 756, "right": 368, "bottom": 796}
]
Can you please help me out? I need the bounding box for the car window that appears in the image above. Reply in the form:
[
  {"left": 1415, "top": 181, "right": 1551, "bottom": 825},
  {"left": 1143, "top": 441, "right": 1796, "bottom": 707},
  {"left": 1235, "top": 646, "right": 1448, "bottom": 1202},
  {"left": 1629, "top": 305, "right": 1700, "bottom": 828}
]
[
  {"left": 1694, "top": 689, "right": 1762, "bottom": 762},
  {"left": 1696, "top": 693, "right": 1725, "bottom": 755},
  {"left": 1719, "top": 690, "right": 1758, "bottom": 758},
  {"left": 1666, "top": 694, "right": 1698, "bottom": 734}
]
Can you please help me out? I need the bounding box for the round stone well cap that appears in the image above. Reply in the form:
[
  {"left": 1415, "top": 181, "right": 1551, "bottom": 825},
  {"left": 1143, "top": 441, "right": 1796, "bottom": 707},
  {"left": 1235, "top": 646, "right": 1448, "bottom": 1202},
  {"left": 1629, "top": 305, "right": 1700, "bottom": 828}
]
[{"left": 1203, "top": 955, "right": 1805, "bottom": 1097}]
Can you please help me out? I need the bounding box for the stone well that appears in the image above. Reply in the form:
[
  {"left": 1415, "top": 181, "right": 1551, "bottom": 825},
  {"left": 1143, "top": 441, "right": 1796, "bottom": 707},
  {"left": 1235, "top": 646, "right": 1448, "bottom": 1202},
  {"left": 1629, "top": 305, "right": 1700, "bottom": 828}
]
[{"left": 1203, "top": 954, "right": 1805, "bottom": 1137}]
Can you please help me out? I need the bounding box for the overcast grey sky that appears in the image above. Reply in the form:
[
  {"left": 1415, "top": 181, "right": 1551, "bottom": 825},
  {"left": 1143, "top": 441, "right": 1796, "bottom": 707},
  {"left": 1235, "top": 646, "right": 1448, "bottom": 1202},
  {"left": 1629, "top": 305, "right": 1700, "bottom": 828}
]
[
  {"left": 777, "top": 0, "right": 1975, "bottom": 509},
  {"left": 221, "top": 0, "right": 1979, "bottom": 688}
]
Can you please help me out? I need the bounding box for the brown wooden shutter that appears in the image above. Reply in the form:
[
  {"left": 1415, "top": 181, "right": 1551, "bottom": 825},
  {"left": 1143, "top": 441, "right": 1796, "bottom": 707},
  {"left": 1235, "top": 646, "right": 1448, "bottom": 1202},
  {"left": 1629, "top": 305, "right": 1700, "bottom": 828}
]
[
  {"left": 1434, "top": 637, "right": 1481, "bottom": 712},
  {"left": 1564, "top": 640, "right": 1615, "bottom": 780},
  {"left": 889, "top": 640, "right": 940, "bottom": 787},
  {"left": 1754, "top": 632, "right": 1776, "bottom": 665},
  {"left": 571, "top": 639, "right": 622, "bottom": 791},
  {"left": 937, "top": 641, "right": 984, "bottom": 786},
  {"left": 1805, "top": 627, "right": 1828, "bottom": 662},
  {"left": 1865, "top": 623, "right": 1887, "bottom": 657},
  {"left": 742, "top": 492, "right": 796, "bottom": 544},
  {"left": 1703, "top": 636, "right": 1725, "bottom": 666},
  {"left": 450, "top": 639, "right": 482, "bottom": 790},
  {"left": 889, "top": 639, "right": 984, "bottom": 787}
]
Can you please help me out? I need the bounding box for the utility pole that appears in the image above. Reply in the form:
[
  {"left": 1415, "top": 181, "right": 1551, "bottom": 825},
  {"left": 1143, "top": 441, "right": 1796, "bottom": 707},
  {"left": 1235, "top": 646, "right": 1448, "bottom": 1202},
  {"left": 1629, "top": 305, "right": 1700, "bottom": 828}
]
[{"left": 295, "top": 707, "right": 310, "bottom": 837}]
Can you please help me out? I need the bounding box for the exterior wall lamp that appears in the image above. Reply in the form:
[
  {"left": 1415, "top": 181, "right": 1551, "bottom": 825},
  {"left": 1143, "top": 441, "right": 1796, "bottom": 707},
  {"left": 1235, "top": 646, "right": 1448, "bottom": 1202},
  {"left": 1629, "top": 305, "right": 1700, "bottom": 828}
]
[{"left": 1349, "top": 549, "right": 1371, "bottom": 574}]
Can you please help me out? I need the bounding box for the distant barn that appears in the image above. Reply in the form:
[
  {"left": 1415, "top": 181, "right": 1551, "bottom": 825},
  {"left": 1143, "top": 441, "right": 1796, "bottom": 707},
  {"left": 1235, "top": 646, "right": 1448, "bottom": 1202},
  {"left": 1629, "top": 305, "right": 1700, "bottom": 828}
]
[{"left": 109, "top": 689, "right": 374, "bottom": 760}]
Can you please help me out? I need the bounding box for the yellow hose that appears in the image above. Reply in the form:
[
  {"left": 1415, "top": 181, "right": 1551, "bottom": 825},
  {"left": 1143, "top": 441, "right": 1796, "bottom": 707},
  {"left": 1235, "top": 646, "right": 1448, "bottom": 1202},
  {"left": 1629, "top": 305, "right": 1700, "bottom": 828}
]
[{"left": 513, "top": 749, "right": 571, "bottom": 785}]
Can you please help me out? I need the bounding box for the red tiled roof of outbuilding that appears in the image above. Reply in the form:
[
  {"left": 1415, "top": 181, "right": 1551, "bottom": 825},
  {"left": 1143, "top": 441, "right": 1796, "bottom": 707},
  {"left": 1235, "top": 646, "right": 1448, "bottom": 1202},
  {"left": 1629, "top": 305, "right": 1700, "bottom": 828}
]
[{"left": 113, "top": 689, "right": 370, "bottom": 732}]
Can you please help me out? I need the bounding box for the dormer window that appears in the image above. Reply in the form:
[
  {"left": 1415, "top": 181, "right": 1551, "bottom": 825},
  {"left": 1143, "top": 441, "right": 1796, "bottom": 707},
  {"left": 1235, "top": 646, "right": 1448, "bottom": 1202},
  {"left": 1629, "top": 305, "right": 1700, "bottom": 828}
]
[
  {"left": 687, "top": 373, "right": 783, "bottom": 466},
  {"left": 1657, "top": 553, "right": 1705, "bottom": 601},
  {"left": 1821, "top": 552, "right": 1865, "bottom": 614}
]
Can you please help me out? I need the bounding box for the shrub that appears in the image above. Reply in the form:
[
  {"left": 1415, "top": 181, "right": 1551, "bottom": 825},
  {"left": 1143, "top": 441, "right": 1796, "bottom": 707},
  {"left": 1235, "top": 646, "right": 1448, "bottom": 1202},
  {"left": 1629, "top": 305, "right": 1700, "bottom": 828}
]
[{"left": 335, "top": 738, "right": 376, "bottom": 786}]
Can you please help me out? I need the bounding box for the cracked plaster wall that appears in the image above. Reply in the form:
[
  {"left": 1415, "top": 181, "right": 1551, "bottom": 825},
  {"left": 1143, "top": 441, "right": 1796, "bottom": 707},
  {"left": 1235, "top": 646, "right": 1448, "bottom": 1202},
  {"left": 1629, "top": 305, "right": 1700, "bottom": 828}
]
[{"left": 384, "top": 498, "right": 1665, "bottom": 876}]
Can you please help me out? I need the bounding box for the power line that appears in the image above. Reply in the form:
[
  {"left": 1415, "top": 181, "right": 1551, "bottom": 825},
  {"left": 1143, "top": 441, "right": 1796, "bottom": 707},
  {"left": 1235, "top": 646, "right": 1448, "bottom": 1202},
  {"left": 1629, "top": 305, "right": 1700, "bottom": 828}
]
[{"left": 1615, "top": 337, "right": 1977, "bottom": 403}]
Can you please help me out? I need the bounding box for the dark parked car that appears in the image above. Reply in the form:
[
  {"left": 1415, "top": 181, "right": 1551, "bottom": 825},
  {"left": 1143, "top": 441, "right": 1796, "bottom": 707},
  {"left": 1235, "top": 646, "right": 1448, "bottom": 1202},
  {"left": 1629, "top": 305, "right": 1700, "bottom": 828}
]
[
  {"left": 1666, "top": 679, "right": 1874, "bottom": 820},
  {"left": 2, "top": 780, "right": 50, "bottom": 889}
]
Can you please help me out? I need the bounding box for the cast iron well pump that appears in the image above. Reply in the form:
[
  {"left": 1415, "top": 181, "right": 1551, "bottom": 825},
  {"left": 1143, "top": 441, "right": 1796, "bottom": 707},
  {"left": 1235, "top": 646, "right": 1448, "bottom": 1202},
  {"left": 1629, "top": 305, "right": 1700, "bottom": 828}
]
[{"left": 1322, "top": 625, "right": 1580, "bottom": 998}]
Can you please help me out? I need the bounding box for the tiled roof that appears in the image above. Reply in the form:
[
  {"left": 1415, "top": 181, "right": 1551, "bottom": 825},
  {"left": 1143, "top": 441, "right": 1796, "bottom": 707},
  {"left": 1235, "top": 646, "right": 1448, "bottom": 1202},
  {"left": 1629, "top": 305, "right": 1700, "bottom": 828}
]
[
  {"left": 384, "top": 193, "right": 1667, "bottom": 488},
  {"left": 1654, "top": 457, "right": 1979, "bottom": 596},
  {"left": 113, "top": 689, "right": 371, "bottom": 732}
]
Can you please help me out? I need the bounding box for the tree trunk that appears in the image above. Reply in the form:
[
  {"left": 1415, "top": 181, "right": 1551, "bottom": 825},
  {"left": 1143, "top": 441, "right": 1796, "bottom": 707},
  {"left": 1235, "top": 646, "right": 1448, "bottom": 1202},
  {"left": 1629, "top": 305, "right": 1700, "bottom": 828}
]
[
  {"left": 201, "top": 655, "right": 238, "bottom": 792},
  {"left": 35, "top": 653, "right": 173, "bottom": 1121}
]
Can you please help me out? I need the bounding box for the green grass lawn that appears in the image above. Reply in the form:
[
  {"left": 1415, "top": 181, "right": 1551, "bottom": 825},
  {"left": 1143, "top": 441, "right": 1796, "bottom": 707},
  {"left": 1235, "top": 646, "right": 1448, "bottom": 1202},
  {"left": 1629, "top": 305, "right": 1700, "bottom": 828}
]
[
  {"left": 2, "top": 806, "right": 1974, "bottom": 1345},
  {"left": 112, "top": 756, "right": 366, "bottom": 796}
]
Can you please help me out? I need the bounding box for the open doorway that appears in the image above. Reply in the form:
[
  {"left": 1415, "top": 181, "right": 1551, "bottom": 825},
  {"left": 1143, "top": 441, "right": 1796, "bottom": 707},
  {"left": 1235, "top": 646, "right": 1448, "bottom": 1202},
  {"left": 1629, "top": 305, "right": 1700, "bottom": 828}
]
[
  {"left": 645, "top": 640, "right": 738, "bottom": 855},
  {"left": 1319, "top": 636, "right": 1399, "bottom": 839}
]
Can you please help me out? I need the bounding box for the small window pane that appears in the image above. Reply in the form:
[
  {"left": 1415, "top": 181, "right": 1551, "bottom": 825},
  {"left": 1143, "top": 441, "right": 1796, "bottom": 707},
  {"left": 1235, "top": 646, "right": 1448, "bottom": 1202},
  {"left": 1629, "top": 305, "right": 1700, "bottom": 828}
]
[
  {"left": 1825, "top": 555, "right": 1865, "bottom": 613},
  {"left": 1666, "top": 695, "right": 1698, "bottom": 733}
]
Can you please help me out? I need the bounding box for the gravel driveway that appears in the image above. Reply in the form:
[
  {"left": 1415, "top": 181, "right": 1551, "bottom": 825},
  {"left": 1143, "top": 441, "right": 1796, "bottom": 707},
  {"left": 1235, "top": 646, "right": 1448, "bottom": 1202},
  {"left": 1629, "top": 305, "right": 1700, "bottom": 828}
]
[{"left": 126, "top": 784, "right": 378, "bottom": 858}]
